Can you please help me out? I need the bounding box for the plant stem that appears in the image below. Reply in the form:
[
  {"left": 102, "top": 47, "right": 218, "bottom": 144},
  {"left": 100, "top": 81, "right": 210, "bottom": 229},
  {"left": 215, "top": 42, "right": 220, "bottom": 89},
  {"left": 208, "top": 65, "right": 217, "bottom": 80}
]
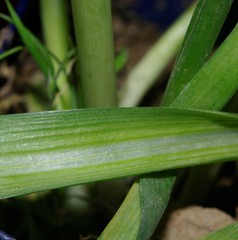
[
  {"left": 71, "top": 0, "right": 118, "bottom": 225},
  {"left": 40, "top": 0, "right": 76, "bottom": 109},
  {"left": 40, "top": 0, "right": 69, "bottom": 73},
  {"left": 71, "top": 0, "right": 117, "bottom": 108}
]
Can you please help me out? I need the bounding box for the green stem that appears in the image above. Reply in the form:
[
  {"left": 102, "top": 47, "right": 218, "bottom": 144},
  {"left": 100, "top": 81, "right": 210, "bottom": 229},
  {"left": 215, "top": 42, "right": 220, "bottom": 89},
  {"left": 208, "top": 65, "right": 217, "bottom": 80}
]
[
  {"left": 71, "top": 0, "right": 117, "bottom": 108},
  {"left": 71, "top": 0, "right": 118, "bottom": 225},
  {"left": 40, "top": 0, "right": 69, "bottom": 72},
  {"left": 40, "top": 0, "right": 76, "bottom": 109}
]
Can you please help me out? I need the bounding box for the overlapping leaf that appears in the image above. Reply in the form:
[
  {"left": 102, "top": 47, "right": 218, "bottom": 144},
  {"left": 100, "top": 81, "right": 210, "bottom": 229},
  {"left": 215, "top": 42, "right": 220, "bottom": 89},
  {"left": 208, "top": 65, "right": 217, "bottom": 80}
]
[
  {"left": 198, "top": 222, "right": 238, "bottom": 240},
  {"left": 5, "top": 0, "right": 55, "bottom": 92},
  {"left": 138, "top": 1, "right": 235, "bottom": 239},
  {"left": 1, "top": 107, "right": 238, "bottom": 199}
]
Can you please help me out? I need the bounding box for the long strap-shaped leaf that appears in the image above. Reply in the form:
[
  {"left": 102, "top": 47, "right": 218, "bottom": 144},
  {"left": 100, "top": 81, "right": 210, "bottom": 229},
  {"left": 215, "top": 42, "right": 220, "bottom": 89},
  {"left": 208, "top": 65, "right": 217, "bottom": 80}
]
[
  {"left": 137, "top": 1, "right": 235, "bottom": 239},
  {"left": 197, "top": 222, "right": 238, "bottom": 240},
  {"left": 100, "top": 1, "right": 237, "bottom": 238},
  {"left": 162, "top": 0, "right": 234, "bottom": 106},
  {"left": 1, "top": 107, "right": 238, "bottom": 199},
  {"left": 5, "top": 0, "right": 55, "bottom": 92}
]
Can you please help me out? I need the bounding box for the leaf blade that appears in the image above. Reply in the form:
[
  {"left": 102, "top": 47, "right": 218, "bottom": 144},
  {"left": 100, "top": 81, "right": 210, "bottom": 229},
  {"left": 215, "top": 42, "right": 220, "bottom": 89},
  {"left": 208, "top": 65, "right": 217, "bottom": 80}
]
[
  {"left": 197, "top": 222, "right": 238, "bottom": 240},
  {"left": 162, "top": 0, "right": 234, "bottom": 106},
  {"left": 138, "top": 1, "right": 234, "bottom": 239},
  {"left": 1, "top": 107, "right": 238, "bottom": 199},
  {"left": 5, "top": 0, "right": 55, "bottom": 91},
  {"left": 171, "top": 23, "right": 238, "bottom": 110}
]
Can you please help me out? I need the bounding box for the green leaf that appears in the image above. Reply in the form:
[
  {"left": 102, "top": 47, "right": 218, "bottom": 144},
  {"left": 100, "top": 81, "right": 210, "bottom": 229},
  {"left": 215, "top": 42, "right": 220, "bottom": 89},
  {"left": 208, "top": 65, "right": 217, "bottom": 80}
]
[
  {"left": 0, "top": 46, "right": 23, "bottom": 60},
  {"left": 99, "top": 181, "right": 140, "bottom": 240},
  {"left": 138, "top": 172, "right": 176, "bottom": 239},
  {"left": 52, "top": 48, "right": 76, "bottom": 83},
  {"left": 162, "top": 0, "right": 233, "bottom": 106},
  {"left": 138, "top": 1, "right": 235, "bottom": 239},
  {"left": 115, "top": 48, "right": 128, "bottom": 73},
  {"left": 5, "top": 0, "right": 55, "bottom": 92},
  {"left": 119, "top": 5, "right": 194, "bottom": 107},
  {"left": 171, "top": 23, "right": 238, "bottom": 110},
  {"left": 1, "top": 107, "right": 238, "bottom": 199},
  {"left": 197, "top": 222, "right": 238, "bottom": 240},
  {"left": 0, "top": 13, "right": 12, "bottom": 23}
]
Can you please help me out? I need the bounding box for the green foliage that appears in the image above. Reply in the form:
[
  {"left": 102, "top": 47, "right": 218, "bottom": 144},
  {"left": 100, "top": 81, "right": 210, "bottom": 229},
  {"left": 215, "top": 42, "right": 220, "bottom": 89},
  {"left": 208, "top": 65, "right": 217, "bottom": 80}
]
[
  {"left": 119, "top": 5, "right": 194, "bottom": 107},
  {"left": 115, "top": 48, "right": 128, "bottom": 73},
  {"left": 0, "top": 12, "right": 12, "bottom": 23},
  {"left": 1, "top": 107, "right": 238, "bottom": 199},
  {"left": 198, "top": 222, "right": 238, "bottom": 240},
  {"left": 137, "top": 1, "right": 236, "bottom": 239},
  {"left": 0, "top": 45, "right": 23, "bottom": 60},
  {"left": 171, "top": 23, "right": 238, "bottom": 110},
  {"left": 5, "top": 0, "right": 55, "bottom": 94},
  {"left": 163, "top": 0, "right": 234, "bottom": 106},
  {"left": 0, "top": 0, "right": 238, "bottom": 239}
]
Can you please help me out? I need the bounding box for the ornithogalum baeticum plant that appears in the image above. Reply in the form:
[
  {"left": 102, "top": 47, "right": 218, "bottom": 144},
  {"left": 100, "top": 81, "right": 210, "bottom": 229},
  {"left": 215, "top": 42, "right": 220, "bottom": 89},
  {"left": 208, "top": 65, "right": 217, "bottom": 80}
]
[{"left": 0, "top": 0, "right": 238, "bottom": 239}]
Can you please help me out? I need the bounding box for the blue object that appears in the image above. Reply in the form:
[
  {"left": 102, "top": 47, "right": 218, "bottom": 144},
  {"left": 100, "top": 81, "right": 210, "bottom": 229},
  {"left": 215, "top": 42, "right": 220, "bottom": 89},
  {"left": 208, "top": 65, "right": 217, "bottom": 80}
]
[
  {"left": 15, "top": 0, "right": 29, "bottom": 17},
  {"left": 0, "top": 230, "right": 16, "bottom": 240},
  {"left": 0, "top": 0, "right": 29, "bottom": 54},
  {"left": 130, "top": 0, "right": 193, "bottom": 28}
]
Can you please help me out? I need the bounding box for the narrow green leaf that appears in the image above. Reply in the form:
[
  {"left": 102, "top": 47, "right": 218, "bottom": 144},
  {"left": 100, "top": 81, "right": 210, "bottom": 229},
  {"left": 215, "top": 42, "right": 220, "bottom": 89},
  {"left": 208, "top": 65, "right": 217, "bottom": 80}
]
[
  {"left": 162, "top": 0, "right": 233, "bottom": 106},
  {"left": 102, "top": 1, "right": 237, "bottom": 239},
  {"left": 115, "top": 48, "right": 128, "bottom": 73},
  {"left": 0, "top": 46, "right": 23, "bottom": 60},
  {"left": 197, "top": 222, "right": 238, "bottom": 240},
  {"left": 52, "top": 48, "right": 76, "bottom": 83},
  {"left": 0, "top": 13, "right": 12, "bottom": 23},
  {"left": 138, "top": 1, "right": 234, "bottom": 239},
  {"left": 171, "top": 23, "right": 238, "bottom": 110},
  {"left": 138, "top": 171, "right": 176, "bottom": 239},
  {"left": 5, "top": 0, "right": 55, "bottom": 91},
  {"left": 99, "top": 181, "right": 140, "bottom": 240},
  {"left": 119, "top": 5, "right": 194, "bottom": 107},
  {"left": 1, "top": 107, "right": 238, "bottom": 199}
]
